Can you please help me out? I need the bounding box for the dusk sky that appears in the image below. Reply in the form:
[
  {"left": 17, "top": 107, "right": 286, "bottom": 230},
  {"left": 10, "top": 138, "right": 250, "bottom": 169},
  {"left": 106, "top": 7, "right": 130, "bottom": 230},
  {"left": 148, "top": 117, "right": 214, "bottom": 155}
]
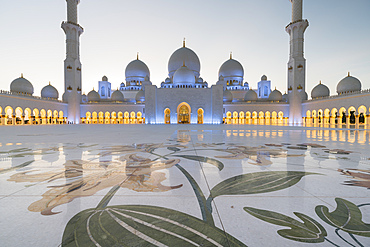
[{"left": 1, "top": 0, "right": 369, "bottom": 97}]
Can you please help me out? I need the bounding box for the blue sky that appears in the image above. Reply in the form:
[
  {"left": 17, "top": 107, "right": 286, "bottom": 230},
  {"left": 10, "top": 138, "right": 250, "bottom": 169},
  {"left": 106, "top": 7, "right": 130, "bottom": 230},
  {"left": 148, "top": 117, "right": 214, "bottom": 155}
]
[{"left": 0, "top": 0, "right": 369, "bottom": 97}]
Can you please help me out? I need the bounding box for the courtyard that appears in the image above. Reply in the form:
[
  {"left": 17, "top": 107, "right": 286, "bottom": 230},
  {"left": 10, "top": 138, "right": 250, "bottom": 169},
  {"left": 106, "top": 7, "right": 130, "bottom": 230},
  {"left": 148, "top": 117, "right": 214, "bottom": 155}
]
[{"left": 0, "top": 124, "right": 369, "bottom": 246}]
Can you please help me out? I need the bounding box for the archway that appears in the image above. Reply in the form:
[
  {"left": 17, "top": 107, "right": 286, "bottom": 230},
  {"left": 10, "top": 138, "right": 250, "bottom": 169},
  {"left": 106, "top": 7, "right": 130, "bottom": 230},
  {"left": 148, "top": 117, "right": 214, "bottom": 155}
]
[
  {"left": 358, "top": 105, "right": 367, "bottom": 124},
  {"left": 15, "top": 107, "right": 23, "bottom": 125},
  {"left": 5, "top": 106, "right": 13, "bottom": 125},
  {"left": 92, "top": 112, "right": 98, "bottom": 124},
  {"left": 197, "top": 108, "right": 204, "bottom": 124},
  {"left": 86, "top": 112, "right": 91, "bottom": 124},
  {"left": 164, "top": 108, "right": 171, "bottom": 124},
  {"left": 24, "top": 108, "right": 32, "bottom": 124},
  {"left": 177, "top": 102, "right": 191, "bottom": 124}
]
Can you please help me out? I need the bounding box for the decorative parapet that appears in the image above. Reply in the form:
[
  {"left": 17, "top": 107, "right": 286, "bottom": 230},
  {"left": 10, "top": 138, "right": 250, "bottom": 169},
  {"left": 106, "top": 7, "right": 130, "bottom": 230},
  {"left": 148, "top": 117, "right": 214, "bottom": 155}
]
[
  {"left": 306, "top": 89, "right": 370, "bottom": 102},
  {"left": 0, "top": 90, "right": 63, "bottom": 102}
]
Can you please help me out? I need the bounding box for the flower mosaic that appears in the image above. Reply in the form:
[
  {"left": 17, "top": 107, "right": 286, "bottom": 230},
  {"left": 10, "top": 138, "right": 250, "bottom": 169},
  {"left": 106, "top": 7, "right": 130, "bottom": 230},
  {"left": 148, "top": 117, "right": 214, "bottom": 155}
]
[{"left": 1, "top": 129, "right": 370, "bottom": 246}]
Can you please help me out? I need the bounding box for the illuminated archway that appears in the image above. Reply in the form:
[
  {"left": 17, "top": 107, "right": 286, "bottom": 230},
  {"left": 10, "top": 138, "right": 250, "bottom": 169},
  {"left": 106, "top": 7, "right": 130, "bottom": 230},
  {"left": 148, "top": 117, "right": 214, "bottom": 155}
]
[
  {"left": 92, "top": 112, "right": 98, "bottom": 124},
  {"left": 5, "top": 106, "right": 13, "bottom": 125},
  {"left": 15, "top": 107, "right": 23, "bottom": 125},
  {"left": 197, "top": 108, "right": 204, "bottom": 124},
  {"left": 358, "top": 105, "right": 367, "bottom": 124},
  {"left": 177, "top": 102, "right": 191, "bottom": 124},
  {"left": 348, "top": 106, "right": 356, "bottom": 124},
  {"left": 265, "top": 111, "right": 271, "bottom": 125},
  {"left": 86, "top": 112, "right": 91, "bottom": 124},
  {"left": 98, "top": 112, "right": 104, "bottom": 124},
  {"left": 164, "top": 108, "right": 171, "bottom": 124},
  {"left": 118, "top": 112, "right": 123, "bottom": 124},
  {"left": 112, "top": 112, "right": 117, "bottom": 124},
  {"left": 105, "top": 112, "right": 110, "bottom": 124}
]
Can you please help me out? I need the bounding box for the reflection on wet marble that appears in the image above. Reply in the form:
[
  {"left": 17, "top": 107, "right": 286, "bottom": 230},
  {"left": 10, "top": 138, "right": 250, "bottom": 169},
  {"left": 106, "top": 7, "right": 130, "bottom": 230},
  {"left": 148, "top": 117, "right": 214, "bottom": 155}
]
[{"left": 0, "top": 125, "right": 370, "bottom": 247}]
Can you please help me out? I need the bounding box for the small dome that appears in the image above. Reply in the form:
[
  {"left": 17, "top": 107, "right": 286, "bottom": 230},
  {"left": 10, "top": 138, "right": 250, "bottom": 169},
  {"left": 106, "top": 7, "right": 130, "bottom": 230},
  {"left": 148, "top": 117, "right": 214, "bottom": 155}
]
[
  {"left": 165, "top": 77, "right": 171, "bottom": 83},
  {"left": 62, "top": 92, "right": 68, "bottom": 102},
  {"left": 282, "top": 92, "right": 288, "bottom": 102},
  {"left": 244, "top": 82, "right": 249, "bottom": 87},
  {"left": 223, "top": 90, "right": 233, "bottom": 102},
  {"left": 41, "top": 83, "right": 59, "bottom": 99},
  {"left": 120, "top": 82, "right": 126, "bottom": 87},
  {"left": 197, "top": 77, "right": 204, "bottom": 83},
  {"left": 311, "top": 82, "right": 330, "bottom": 99},
  {"left": 125, "top": 59, "right": 150, "bottom": 81},
  {"left": 10, "top": 76, "right": 34, "bottom": 95},
  {"left": 337, "top": 73, "right": 361, "bottom": 94},
  {"left": 111, "top": 90, "right": 124, "bottom": 102},
  {"left": 102, "top": 76, "right": 108, "bottom": 81},
  {"left": 300, "top": 91, "right": 308, "bottom": 101},
  {"left": 168, "top": 45, "right": 200, "bottom": 79},
  {"left": 244, "top": 89, "right": 258, "bottom": 101},
  {"left": 87, "top": 89, "right": 100, "bottom": 102},
  {"left": 81, "top": 94, "right": 87, "bottom": 103},
  {"left": 218, "top": 58, "right": 244, "bottom": 79},
  {"left": 261, "top": 75, "right": 267, "bottom": 81},
  {"left": 135, "top": 90, "right": 145, "bottom": 103},
  {"left": 173, "top": 65, "right": 196, "bottom": 85},
  {"left": 269, "top": 88, "right": 282, "bottom": 101}
]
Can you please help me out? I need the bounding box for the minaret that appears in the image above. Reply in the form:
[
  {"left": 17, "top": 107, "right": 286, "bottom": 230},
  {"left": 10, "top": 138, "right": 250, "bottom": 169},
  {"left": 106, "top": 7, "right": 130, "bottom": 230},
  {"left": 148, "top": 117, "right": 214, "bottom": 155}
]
[
  {"left": 62, "top": 0, "right": 83, "bottom": 124},
  {"left": 286, "top": 0, "right": 309, "bottom": 124}
]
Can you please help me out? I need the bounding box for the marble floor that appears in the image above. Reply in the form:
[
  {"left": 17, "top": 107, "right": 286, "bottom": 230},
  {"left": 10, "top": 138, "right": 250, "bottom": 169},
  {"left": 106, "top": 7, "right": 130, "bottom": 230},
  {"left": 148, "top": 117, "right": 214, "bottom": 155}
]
[{"left": 0, "top": 124, "right": 369, "bottom": 247}]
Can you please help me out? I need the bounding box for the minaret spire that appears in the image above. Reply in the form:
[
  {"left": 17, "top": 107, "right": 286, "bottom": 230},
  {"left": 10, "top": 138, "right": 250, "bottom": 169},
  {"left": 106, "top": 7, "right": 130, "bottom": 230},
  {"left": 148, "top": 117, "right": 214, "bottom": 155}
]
[
  {"left": 183, "top": 38, "right": 186, "bottom": 47},
  {"left": 62, "top": 0, "right": 83, "bottom": 124},
  {"left": 290, "top": 0, "right": 303, "bottom": 22},
  {"left": 286, "top": 0, "right": 309, "bottom": 124}
]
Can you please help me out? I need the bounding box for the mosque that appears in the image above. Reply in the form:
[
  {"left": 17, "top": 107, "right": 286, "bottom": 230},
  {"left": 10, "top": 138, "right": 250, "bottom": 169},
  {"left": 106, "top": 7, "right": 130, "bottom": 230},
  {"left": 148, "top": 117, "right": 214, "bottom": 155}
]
[{"left": 0, "top": 0, "right": 369, "bottom": 126}]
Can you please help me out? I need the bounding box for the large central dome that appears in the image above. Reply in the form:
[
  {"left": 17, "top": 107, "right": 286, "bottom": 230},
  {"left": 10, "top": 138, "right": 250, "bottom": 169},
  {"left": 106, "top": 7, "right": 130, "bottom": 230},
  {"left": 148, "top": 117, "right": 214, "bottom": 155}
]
[{"left": 168, "top": 42, "right": 200, "bottom": 80}]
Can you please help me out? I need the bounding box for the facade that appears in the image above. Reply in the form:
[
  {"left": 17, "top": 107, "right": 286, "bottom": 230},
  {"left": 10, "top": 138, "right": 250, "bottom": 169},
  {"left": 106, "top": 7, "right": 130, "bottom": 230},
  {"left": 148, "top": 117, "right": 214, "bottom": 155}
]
[{"left": 0, "top": 0, "right": 369, "bottom": 126}]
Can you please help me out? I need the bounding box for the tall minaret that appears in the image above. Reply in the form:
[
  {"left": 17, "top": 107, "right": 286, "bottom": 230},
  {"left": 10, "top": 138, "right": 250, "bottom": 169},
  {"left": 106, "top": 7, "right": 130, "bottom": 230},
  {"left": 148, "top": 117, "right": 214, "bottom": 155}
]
[
  {"left": 62, "top": 0, "right": 83, "bottom": 124},
  {"left": 286, "top": 0, "right": 309, "bottom": 124}
]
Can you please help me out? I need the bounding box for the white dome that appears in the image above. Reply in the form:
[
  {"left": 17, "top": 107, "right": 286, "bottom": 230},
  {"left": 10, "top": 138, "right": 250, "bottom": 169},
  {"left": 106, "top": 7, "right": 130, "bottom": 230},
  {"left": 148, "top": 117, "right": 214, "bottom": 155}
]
[
  {"left": 223, "top": 90, "right": 233, "bottom": 102},
  {"left": 168, "top": 46, "right": 200, "bottom": 79},
  {"left": 135, "top": 90, "right": 145, "bottom": 103},
  {"left": 261, "top": 75, "right": 267, "bottom": 81},
  {"left": 62, "top": 92, "right": 68, "bottom": 102},
  {"left": 337, "top": 74, "right": 361, "bottom": 94},
  {"left": 218, "top": 59, "right": 244, "bottom": 79},
  {"left": 282, "top": 92, "right": 288, "bottom": 102},
  {"left": 111, "top": 90, "right": 124, "bottom": 102},
  {"left": 244, "top": 89, "right": 258, "bottom": 101},
  {"left": 173, "top": 66, "right": 196, "bottom": 85},
  {"left": 41, "top": 84, "right": 59, "bottom": 99},
  {"left": 10, "top": 76, "right": 34, "bottom": 95},
  {"left": 300, "top": 91, "right": 308, "bottom": 101},
  {"left": 102, "top": 76, "right": 108, "bottom": 81},
  {"left": 311, "top": 82, "right": 330, "bottom": 99},
  {"left": 125, "top": 59, "right": 150, "bottom": 81},
  {"left": 165, "top": 77, "right": 171, "bottom": 83},
  {"left": 87, "top": 89, "right": 100, "bottom": 102},
  {"left": 269, "top": 89, "right": 282, "bottom": 101}
]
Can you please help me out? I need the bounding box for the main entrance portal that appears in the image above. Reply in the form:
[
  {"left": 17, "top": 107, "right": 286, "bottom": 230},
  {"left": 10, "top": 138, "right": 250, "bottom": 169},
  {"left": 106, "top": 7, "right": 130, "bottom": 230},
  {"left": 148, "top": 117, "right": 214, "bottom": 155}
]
[{"left": 177, "top": 103, "right": 190, "bottom": 124}]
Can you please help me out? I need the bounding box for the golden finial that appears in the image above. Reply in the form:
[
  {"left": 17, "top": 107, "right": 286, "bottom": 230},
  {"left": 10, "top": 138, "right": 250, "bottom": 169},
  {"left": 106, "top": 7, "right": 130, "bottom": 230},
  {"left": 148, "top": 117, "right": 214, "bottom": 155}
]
[
  {"left": 117, "top": 87, "right": 119, "bottom": 91},
  {"left": 348, "top": 72, "right": 350, "bottom": 77},
  {"left": 275, "top": 87, "right": 277, "bottom": 90},
  {"left": 93, "top": 87, "right": 95, "bottom": 91},
  {"left": 137, "top": 52, "right": 139, "bottom": 60},
  {"left": 319, "top": 80, "right": 321, "bottom": 84},
  {"left": 21, "top": 73, "right": 23, "bottom": 78},
  {"left": 183, "top": 60, "right": 186, "bottom": 67},
  {"left": 183, "top": 38, "right": 186, "bottom": 47},
  {"left": 230, "top": 52, "right": 232, "bottom": 59},
  {"left": 49, "top": 81, "right": 51, "bottom": 85}
]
